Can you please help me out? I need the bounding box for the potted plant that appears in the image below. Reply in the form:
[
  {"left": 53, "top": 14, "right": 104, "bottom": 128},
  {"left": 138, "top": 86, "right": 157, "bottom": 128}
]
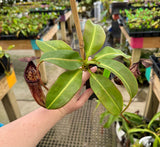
[
  {"left": 23, "top": 1, "right": 138, "bottom": 127},
  {"left": 0, "top": 45, "right": 14, "bottom": 77},
  {"left": 113, "top": 111, "right": 160, "bottom": 147}
]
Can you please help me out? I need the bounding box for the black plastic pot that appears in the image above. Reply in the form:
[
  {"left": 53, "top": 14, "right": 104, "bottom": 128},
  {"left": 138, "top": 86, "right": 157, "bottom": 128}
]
[
  {"left": 150, "top": 55, "right": 160, "bottom": 79},
  {"left": 29, "top": 10, "right": 53, "bottom": 14},
  {"left": 0, "top": 55, "right": 10, "bottom": 76},
  {"left": 110, "top": 2, "right": 128, "bottom": 15},
  {"left": 54, "top": 9, "right": 68, "bottom": 15}
]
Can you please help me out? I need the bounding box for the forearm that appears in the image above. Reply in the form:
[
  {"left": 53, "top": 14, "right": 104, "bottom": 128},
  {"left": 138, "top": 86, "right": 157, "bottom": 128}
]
[
  {"left": 0, "top": 66, "right": 97, "bottom": 147},
  {"left": 0, "top": 107, "right": 64, "bottom": 147}
]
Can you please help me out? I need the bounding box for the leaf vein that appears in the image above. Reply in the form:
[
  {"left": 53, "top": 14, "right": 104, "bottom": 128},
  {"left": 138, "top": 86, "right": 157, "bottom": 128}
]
[
  {"left": 96, "top": 53, "right": 123, "bottom": 60},
  {"left": 87, "top": 25, "right": 96, "bottom": 56},
  {"left": 43, "top": 57, "right": 80, "bottom": 62},
  {"left": 47, "top": 70, "right": 81, "bottom": 108},
  {"left": 43, "top": 41, "right": 56, "bottom": 50},
  {"left": 91, "top": 74, "right": 121, "bottom": 111}
]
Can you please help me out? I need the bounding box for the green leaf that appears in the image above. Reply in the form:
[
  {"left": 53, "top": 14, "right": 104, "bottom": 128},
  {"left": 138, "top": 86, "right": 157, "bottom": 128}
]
[
  {"left": 46, "top": 69, "right": 82, "bottom": 109},
  {"left": 7, "top": 45, "right": 15, "bottom": 50},
  {"left": 104, "top": 114, "right": 118, "bottom": 128},
  {"left": 21, "top": 30, "right": 27, "bottom": 37},
  {"left": 128, "top": 128, "right": 160, "bottom": 142},
  {"left": 0, "top": 52, "right": 4, "bottom": 58},
  {"left": 36, "top": 40, "right": 72, "bottom": 52},
  {"left": 100, "top": 110, "right": 110, "bottom": 124},
  {"left": 123, "top": 112, "right": 144, "bottom": 126},
  {"left": 40, "top": 50, "right": 82, "bottom": 70},
  {"left": 97, "top": 59, "right": 138, "bottom": 98},
  {"left": 83, "top": 20, "right": 106, "bottom": 58},
  {"left": 94, "top": 100, "right": 101, "bottom": 113},
  {"left": 90, "top": 73, "right": 123, "bottom": 115},
  {"left": 121, "top": 117, "right": 130, "bottom": 133},
  {"left": 94, "top": 46, "right": 131, "bottom": 60},
  {"left": 148, "top": 112, "right": 160, "bottom": 129},
  {"left": 103, "top": 69, "right": 110, "bottom": 78},
  {"left": 153, "top": 137, "right": 159, "bottom": 147}
]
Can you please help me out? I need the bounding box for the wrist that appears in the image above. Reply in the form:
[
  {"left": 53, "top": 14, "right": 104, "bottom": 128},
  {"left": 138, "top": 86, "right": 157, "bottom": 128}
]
[{"left": 38, "top": 107, "right": 65, "bottom": 123}]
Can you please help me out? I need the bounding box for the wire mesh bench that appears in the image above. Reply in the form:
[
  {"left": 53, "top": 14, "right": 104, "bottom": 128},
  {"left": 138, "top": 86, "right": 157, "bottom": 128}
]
[{"left": 37, "top": 100, "right": 117, "bottom": 147}]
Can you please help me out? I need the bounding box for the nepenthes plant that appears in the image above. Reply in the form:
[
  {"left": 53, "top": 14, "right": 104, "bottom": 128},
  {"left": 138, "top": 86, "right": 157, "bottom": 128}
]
[
  {"left": 24, "top": 18, "right": 138, "bottom": 127},
  {"left": 23, "top": 0, "right": 139, "bottom": 128}
]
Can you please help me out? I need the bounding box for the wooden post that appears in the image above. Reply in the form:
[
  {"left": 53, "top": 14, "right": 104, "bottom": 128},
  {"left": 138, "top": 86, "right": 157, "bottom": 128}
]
[
  {"left": 120, "top": 32, "right": 125, "bottom": 50},
  {"left": 144, "top": 82, "right": 159, "bottom": 120},
  {"left": 67, "top": 16, "right": 72, "bottom": 34},
  {"left": 34, "top": 50, "right": 48, "bottom": 84},
  {"left": 2, "top": 90, "right": 21, "bottom": 121},
  {"left": 42, "top": 24, "right": 58, "bottom": 41},
  {"left": 61, "top": 21, "right": 67, "bottom": 41},
  {"left": 53, "top": 32, "right": 58, "bottom": 40},
  {"left": 131, "top": 49, "right": 141, "bottom": 64}
]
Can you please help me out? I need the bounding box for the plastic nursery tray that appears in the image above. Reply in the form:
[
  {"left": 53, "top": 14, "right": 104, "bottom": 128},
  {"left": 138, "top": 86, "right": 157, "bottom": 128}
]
[
  {"left": 30, "top": 10, "right": 53, "bottom": 14},
  {"left": 48, "top": 17, "right": 60, "bottom": 26},
  {"left": 0, "top": 25, "right": 50, "bottom": 40},
  {"left": 124, "top": 24, "right": 160, "bottom": 38},
  {"left": 54, "top": 9, "right": 69, "bottom": 15},
  {"left": 128, "top": 5, "right": 160, "bottom": 10},
  {"left": 150, "top": 55, "right": 160, "bottom": 79},
  {"left": 128, "top": 2, "right": 160, "bottom": 10},
  {"left": 30, "top": 9, "right": 68, "bottom": 16},
  {"left": 110, "top": 2, "right": 128, "bottom": 14}
]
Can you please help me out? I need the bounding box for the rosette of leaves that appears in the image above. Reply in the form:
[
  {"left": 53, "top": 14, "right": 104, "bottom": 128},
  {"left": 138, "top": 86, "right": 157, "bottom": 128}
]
[
  {"left": 115, "top": 111, "right": 160, "bottom": 146},
  {"left": 30, "top": 20, "right": 138, "bottom": 122},
  {"left": 128, "top": 112, "right": 160, "bottom": 146}
]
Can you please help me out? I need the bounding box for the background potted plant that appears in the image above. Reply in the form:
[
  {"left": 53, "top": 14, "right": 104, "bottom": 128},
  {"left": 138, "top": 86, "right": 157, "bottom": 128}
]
[
  {"left": 112, "top": 111, "right": 160, "bottom": 147},
  {"left": 0, "top": 12, "right": 58, "bottom": 39},
  {"left": 128, "top": 111, "right": 160, "bottom": 147},
  {"left": 0, "top": 45, "right": 14, "bottom": 77}
]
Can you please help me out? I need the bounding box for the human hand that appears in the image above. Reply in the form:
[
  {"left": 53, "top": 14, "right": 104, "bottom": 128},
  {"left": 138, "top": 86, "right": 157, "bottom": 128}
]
[{"left": 58, "top": 66, "right": 97, "bottom": 116}]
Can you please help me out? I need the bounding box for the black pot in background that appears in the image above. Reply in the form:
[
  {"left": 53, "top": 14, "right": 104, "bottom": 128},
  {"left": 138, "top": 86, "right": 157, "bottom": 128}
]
[{"left": 0, "top": 55, "right": 10, "bottom": 76}]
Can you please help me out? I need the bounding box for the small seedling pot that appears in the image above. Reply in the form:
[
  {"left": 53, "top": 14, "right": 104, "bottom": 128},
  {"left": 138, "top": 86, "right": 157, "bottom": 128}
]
[{"left": 0, "top": 55, "right": 10, "bottom": 75}]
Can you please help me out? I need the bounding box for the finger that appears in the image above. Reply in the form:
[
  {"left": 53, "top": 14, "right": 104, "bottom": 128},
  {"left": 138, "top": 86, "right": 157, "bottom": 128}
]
[
  {"left": 76, "top": 88, "right": 93, "bottom": 108},
  {"left": 72, "top": 64, "right": 97, "bottom": 102},
  {"left": 90, "top": 66, "right": 97, "bottom": 73},
  {"left": 88, "top": 57, "right": 92, "bottom": 61},
  {"left": 82, "top": 66, "right": 97, "bottom": 85}
]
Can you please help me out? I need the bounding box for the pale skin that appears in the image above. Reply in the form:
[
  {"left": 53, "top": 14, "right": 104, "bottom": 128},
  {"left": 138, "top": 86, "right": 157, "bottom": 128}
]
[{"left": 0, "top": 66, "right": 97, "bottom": 147}]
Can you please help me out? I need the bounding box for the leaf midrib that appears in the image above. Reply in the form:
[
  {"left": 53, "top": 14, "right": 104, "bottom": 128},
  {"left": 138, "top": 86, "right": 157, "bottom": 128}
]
[
  {"left": 87, "top": 25, "right": 96, "bottom": 56},
  {"left": 47, "top": 70, "right": 81, "bottom": 109},
  {"left": 43, "top": 41, "right": 57, "bottom": 50},
  {"left": 91, "top": 74, "right": 121, "bottom": 112},
  {"left": 96, "top": 53, "right": 124, "bottom": 60},
  {"left": 42, "top": 57, "right": 81, "bottom": 62}
]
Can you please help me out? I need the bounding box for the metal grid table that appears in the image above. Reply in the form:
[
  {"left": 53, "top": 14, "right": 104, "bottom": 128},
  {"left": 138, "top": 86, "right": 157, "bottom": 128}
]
[{"left": 37, "top": 100, "right": 117, "bottom": 147}]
